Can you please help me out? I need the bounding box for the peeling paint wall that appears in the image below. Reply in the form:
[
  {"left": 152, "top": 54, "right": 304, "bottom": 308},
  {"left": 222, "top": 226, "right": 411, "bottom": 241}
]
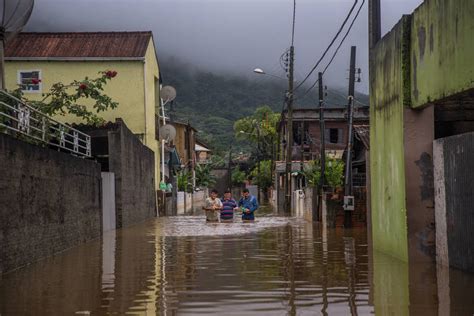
[
  {"left": 369, "top": 18, "right": 409, "bottom": 262},
  {"left": 410, "top": 0, "right": 474, "bottom": 108},
  {"left": 370, "top": 0, "right": 474, "bottom": 262}
]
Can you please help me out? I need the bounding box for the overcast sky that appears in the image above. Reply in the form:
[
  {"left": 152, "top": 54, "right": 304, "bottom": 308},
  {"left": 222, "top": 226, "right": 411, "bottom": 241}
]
[{"left": 25, "top": 0, "right": 423, "bottom": 93}]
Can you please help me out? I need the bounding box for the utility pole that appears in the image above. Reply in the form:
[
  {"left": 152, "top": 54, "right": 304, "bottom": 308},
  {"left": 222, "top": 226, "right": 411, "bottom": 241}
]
[
  {"left": 316, "top": 72, "right": 325, "bottom": 222},
  {"left": 257, "top": 125, "right": 261, "bottom": 204},
  {"left": 344, "top": 46, "right": 357, "bottom": 227},
  {"left": 227, "top": 145, "right": 232, "bottom": 191},
  {"left": 369, "top": 0, "right": 381, "bottom": 50},
  {"left": 284, "top": 46, "right": 295, "bottom": 215},
  {"left": 299, "top": 123, "right": 304, "bottom": 188}
]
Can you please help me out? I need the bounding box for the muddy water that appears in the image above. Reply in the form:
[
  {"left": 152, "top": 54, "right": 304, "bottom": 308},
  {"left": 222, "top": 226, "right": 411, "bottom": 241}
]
[{"left": 1, "top": 215, "right": 473, "bottom": 315}]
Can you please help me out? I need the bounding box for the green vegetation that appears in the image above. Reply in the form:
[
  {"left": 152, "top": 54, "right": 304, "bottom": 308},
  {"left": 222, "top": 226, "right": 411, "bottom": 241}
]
[
  {"left": 195, "top": 164, "right": 217, "bottom": 188},
  {"left": 303, "top": 157, "right": 345, "bottom": 189},
  {"left": 231, "top": 169, "right": 247, "bottom": 187},
  {"left": 177, "top": 170, "right": 193, "bottom": 192},
  {"left": 249, "top": 160, "right": 273, "bottom": 201},
  {"left": 250, "top": 160, "right": 273, "bottom": 191},
  {"left": 234, "top": 105, "right": 279, "bottom": 159},
  {"left": 160, "top": 57, "right": 368, "bottom": 152}
]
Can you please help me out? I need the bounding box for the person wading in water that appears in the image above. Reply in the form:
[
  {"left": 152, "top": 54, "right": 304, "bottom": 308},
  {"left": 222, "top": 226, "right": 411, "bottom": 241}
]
[
  {"left": 220, "top": 190, "right": 238, "bottom": 222},
  {"left": 238, "top": 188, "right": 259, "bottom": 222},
  {"left": 203, "top": 189, "right": 222, "bottom": 222}
]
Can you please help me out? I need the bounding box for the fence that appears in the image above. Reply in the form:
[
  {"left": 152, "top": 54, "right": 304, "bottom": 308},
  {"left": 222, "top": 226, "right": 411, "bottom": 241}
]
[{"left": 0, "top": 91, "right": 91, "bottom": 157}]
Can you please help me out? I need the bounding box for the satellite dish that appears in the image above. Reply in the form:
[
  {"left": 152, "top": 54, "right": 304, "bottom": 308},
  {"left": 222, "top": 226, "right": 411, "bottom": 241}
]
[
  {"left": 0, "top": 0, "right": 34, "bottom": 41},
  {"left": 159, "top": 124, "right": 177, "bottom": 142},
  {"left": 0, "top": 0, "right": 35, "bottom": 90},
  {"left": 160, "top": 85, "right": 177, "bottom": 103}
]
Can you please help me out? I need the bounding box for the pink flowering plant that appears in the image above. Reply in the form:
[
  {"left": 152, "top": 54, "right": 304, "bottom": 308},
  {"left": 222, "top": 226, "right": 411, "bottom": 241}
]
[{"left": 12, "top": 70, "right": 119, "bottom": 126}]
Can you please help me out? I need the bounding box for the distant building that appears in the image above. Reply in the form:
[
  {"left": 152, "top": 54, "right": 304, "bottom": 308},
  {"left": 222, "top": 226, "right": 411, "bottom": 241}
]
[
  {"left": 275, "top": 105, "right": 369, "bottom": 210},
  {"left": 195, "top": 140, "right": 212, "bottom": 165},
  {"left": 5, "top": 31, "right": 163, "bottom": 186}
]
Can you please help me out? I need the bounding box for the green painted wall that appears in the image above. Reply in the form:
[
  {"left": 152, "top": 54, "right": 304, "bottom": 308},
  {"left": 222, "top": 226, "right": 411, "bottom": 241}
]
[
  {"left": 370, "top": 0, "right": 474, "bottom": 261},
  {"left": 370, "top": 18, "right": 409, "bottom": 262},
  {"left": 373, "top": 250, "right": 409, "bottom": 315},
  {"left": 410, "top": 0, "right": 474, "bottom": 108}
]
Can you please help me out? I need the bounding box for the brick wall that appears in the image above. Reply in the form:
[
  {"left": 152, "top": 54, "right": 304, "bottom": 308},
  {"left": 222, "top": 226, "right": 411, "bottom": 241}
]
[
  {"left": 0, "top": 133, "right": 101, "bottom": 274},
  {"left": 108, "top": 120, "right": 156, "bottom": 228}
]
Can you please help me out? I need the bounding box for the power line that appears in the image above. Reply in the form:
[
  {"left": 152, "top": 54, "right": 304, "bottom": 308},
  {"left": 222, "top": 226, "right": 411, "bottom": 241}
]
[
  {"left": 295, "top": 0, "right": 366, "bottom": 102},
  {"left": 294, "top": 0, "right": 358, "bottom": 91}
]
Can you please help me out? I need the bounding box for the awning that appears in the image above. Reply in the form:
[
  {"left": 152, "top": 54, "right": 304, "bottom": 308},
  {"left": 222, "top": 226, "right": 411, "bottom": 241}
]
[
  {"left": 195, "top": 143, "right": 211, "bottom": 152},
  {"left": 168, "top": 148, "right": 182, "bottom": 167}
]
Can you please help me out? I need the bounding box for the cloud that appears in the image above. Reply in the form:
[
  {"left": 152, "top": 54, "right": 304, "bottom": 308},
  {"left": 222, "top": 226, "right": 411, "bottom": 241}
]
[{"left": 25, "top": 0, "right": 423, "bottom": 94}]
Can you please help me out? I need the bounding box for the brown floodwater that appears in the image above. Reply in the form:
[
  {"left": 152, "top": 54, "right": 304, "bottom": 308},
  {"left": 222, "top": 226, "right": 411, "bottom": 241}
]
[{"left": 1, "top": 211, "right": 473, "bottom": 315}]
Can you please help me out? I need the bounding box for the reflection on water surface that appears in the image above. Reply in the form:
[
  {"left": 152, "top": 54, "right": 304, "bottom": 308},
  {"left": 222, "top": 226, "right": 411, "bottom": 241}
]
[{"left": 1, "top": 215, "right": 473, "bottom": 315}]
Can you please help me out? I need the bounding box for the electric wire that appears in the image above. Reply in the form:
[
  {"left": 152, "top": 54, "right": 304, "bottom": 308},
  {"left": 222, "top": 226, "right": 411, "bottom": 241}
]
[
  {"left": 294, "top": 0, "right": 358, "bottom": 91},
  {"left": 295, "top": 0, "right": 366, "bottom": 103}
]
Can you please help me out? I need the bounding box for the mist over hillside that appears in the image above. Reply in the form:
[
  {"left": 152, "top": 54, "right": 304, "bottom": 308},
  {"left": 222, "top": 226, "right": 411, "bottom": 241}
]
[{"left": 160, "top": 56, "right": 369, "bottom": 152}]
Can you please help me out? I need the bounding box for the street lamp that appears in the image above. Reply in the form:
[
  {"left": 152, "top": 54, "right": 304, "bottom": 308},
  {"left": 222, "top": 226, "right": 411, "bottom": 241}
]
[
  {"left": 239, "top": 125, "right": 262, "bottom": 204},
  {"left": 254, "top": 52, "right": 294, "bottom": 217},
  {"left": 253, "top": 68, "right": 287, "bottom": 81}
]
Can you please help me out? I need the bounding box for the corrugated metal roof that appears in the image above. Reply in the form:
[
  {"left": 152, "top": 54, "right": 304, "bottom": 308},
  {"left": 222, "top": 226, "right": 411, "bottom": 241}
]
[
  {"left": 5, "top": 32, "right": 152, "bottom": 58},
  {"left": 195, "top": 144, "right": 211, "bottom": 152},
  {"left": 354, "top": 125, "right": 370, "bottom": 150}
]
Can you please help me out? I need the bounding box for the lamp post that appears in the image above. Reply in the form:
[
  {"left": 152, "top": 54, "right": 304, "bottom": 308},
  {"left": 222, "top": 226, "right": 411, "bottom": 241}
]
[
  {"left": 254, "top": 58, "right": 294, "bottom": 216},
  {"left": 239, "top": 124, "right": 263, "bottom": 204}
]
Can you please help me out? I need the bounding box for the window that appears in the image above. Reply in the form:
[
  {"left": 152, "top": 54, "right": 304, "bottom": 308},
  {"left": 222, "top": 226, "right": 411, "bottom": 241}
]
[
  {"left": 18, "top": 70, "right": 42, "bottom": 92},
  {"left": 325, "top": 128, "right": 343, "bottom": 144}
]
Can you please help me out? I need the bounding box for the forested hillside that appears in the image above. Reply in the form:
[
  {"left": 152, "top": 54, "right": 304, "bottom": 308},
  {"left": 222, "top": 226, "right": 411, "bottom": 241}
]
[{"left": 160, "top": 57, "right": 369, "bottom": 152}]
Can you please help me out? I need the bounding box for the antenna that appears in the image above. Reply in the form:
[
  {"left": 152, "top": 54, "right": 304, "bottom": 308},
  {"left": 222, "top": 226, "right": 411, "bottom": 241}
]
[{"left": 0, "top": 0, "right": 35, "bottom": 90}]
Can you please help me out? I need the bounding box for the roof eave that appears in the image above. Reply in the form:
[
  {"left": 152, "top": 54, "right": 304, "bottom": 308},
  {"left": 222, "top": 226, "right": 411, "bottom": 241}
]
[{"left": 5, "top": 57, "right": 145, "bottom": 61}]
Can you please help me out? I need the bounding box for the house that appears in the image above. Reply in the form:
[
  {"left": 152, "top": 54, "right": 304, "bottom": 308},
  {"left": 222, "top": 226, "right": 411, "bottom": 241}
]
[
  {"left": 275, "top": 106, "right": 369, "bottom": 218},
  {"left": 195, "top": 139, "right": 212, "bottom": 165},
  {"left": 278, "top": 106, "right": 369, "bottom": 160},
  {"left": 4, "top": 31, "right": 162, "bottom": 186}
]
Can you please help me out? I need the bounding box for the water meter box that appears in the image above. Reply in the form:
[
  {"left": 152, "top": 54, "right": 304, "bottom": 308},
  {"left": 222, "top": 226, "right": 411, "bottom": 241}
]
[{"left": 343, "top": 195, "right": 355, "bottom": 211}]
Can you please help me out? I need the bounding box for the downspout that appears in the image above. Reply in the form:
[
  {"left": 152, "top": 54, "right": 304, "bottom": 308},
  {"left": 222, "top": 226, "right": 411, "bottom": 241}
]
[{"left": 143, "top": 60, "right": 148, "bottom": 145}]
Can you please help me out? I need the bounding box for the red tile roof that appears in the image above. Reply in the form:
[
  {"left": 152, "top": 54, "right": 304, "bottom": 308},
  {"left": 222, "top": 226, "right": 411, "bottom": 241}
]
[{"left": 5, "top": 32, "right": 152, "bottom": 58}]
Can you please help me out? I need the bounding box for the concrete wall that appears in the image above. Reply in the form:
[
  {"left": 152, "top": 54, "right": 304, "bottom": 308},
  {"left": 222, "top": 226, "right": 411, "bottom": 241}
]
[
  {"left": 403, "top": 107, "right": 436, "bottom": 261},
  {"left": 370, "top": 0, "right": 474, "bottom": 263},
  {"left": 434, "top": 132, "right": 474, "bottom": 272},
  {"left": 101, "top": 172, "right": 116, "bottom": 232},
  {"left": 410, "top": 0, "right": 474, "bottom": 109},
  {"left": 0, "top": 133, "right": 101, "bottom": 274},
  {"left": 108, "top": 120, "right": 156, "bottom": 228},
  {"left": 370, "top": 17, "right": 410, "bottom": 261}
]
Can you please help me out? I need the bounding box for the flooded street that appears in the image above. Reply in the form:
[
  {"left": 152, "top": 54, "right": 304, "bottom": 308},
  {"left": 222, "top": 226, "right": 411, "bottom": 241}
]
[{"left": 1, "top": 212, "right": 474, "bottom": 315}]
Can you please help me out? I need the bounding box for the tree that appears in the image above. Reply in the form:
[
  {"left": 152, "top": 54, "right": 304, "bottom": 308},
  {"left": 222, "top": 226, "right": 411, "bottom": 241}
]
[
  {"left": 233, "top": 105, "right": 280, "bottom": 160},
  {"left": 303, "top": 157, "right": 345, "bottom": 189},
  {"left": 231, "top": 169, "right": 247, "bottom": 187},
  {"left": 177, "top": 170, "right": 193, "bottom": 192},
  {"left": 250, "top": 160, "right": 272, "bottom": 200},
  {"left": 195, "top": 163, "right": 217, "bottom": 188},
  {"left": 8, "top": 70, "right": 119, "bottom": 126}
]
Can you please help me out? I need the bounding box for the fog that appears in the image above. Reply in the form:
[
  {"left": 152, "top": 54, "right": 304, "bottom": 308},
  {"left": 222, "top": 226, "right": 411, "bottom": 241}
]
[{"left": 25, "top": 0, "right": 424, "bottom": 93}]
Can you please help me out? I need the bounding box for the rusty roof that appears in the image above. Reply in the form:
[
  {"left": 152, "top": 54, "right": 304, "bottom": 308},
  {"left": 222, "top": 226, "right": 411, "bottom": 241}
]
[
  {"left": 5, "top": 32, "right": 153, "bottom": 59},
  {"left": 354, "top": 125, "right": 370, "bottom": 150}
]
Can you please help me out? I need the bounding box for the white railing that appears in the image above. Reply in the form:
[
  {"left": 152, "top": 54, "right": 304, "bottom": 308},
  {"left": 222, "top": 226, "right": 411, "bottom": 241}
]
[{"left": 0, "top": 91, "right": 91, "bottom": 158}]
